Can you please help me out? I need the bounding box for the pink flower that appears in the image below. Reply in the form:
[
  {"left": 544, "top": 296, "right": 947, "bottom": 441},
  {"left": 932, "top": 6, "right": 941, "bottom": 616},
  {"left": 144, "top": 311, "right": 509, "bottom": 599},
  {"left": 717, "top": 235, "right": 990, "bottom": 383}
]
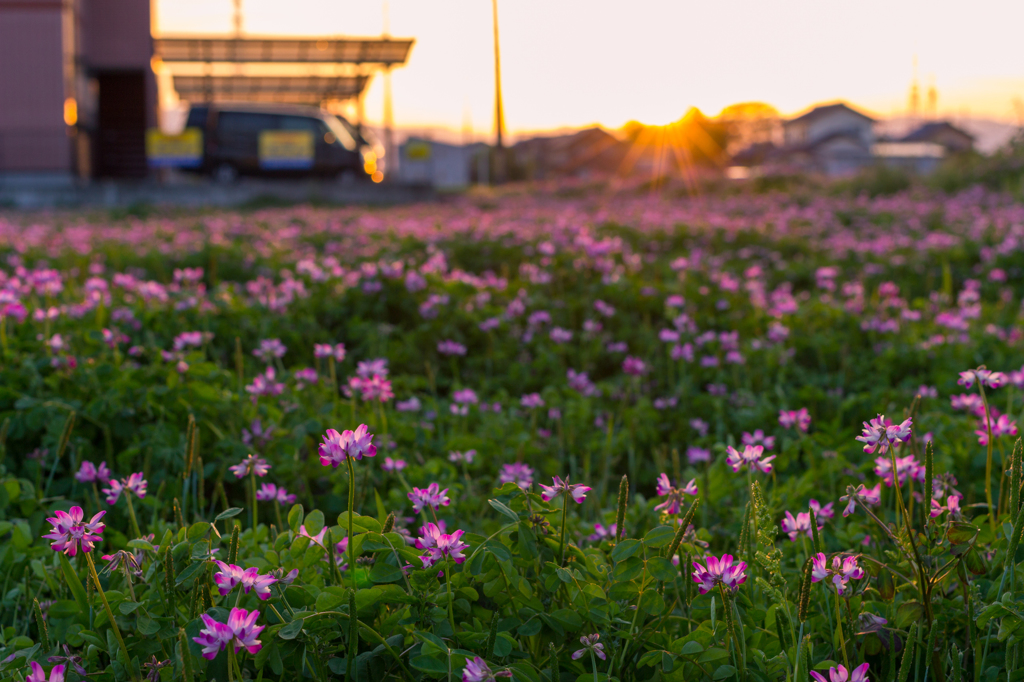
[
  {"left": 778, "top": 408, "right": 811, "bottom": 432},
  {"left": 950, "top": 393, "right": 985, "bottom": 415},
  {"left": 193, "top": 608, "right": 264, "bottom": 660},
  {"left": 408, "top": 482, "right": 451, "bottom": 513},
  {"left": 840, "top": 483, "right": 882, "bottom": 517},
  {"left": 692, "top": 554, "right": 747, "bottom": 594},
  {"left": 810, "top": 663, "right": 870, "bottom": 682},
  {"left": 256, "top": 483, "right": 296, "bottom": 505},
  {"left": 462, "top": 656, "right": 512, "bottom": 681},
  {"left": 780, "top": 511, "right": 821, "bottom": 541},
  {"left": 809, "top": 499, "right": 834, "bottom": 521},
  {"left": 314, "top": 343, "right": 346, "bottom": 362},
  {"left": 810, "top": 553, "right": 864, "bottom": 595},
  {"left": 686, "top": 446, "right": 711, "bottom": 464},
  {"left": 212, "top": 561, "right": 246, "bottom": 596},
  {"left": 253, "top": 338, "right": 287, "bottom": 362},
  {"left": 448, "top": 450, "right": 476, "bottom": 464},
  {"left": 588, "top": 523, "right": 618, "bottom": 541},
  {"left": 382, "top": 457, "right": 407, "bottom": 472},
  {"left": 572, "top": 633, "right": 606, "bottom": 661},
  {"left": 520, "top": 393, "right": 545, "bottom": 409},
  {"left": 959, "top": 369, "right": 1006, "bottom": 390},
  {"left": 622, "top": 356, "right": 648, "bottom": 376},
  {"left": 654, "top": 473, "right": 698, "bottom": 515},
  {"left": 229, "top": 454, "right": 271, "bottom": 478},
  {"left": 101, "top": 472, "right": 147, "bottom": 505},
  {"left": 74, "top": 460, "right": 112, "bottom": 484},
  {"left": 417, "top": 522, "right": 469, "bottom": 567},
  {"left": 42, "top": 506, "right": 106, "bottom": 556},
  {"left": 930, "top": 494, "right": 962, "bottom": 518},
  {"left": 438, "top": 339, "right": 467, "bottom": 356},
  {"left": 976, "top": 414, "right": 1018, "bottom": 445},
  {"left": 318, "top": 425, "right": 377, "bottom": 466},
  {"left": 725, "top": 445, "right": 775, "bottom": 474},
  {"left": 499, "top": 462, "right": 534, "bottom": 489},
  {"left": 245, "top": 366, "right": 285, "bottom": 398},
  {"left": 539, "top": 476, "right": 591, "bottom": 504},
  {"left": 874, "top": 454, "right": 920, "bottom": 487},
  {"left": 741, "top": 429, "right": 775, "bottom": 450},
  {"left": 26, "top": 662, "right": 65, "bottom": 682},
  {"left": 294, "top": 367, "right": 319, "bottom": 388},
  {"left": 855, "top": 414, "right": 913, "bottom": 454}
]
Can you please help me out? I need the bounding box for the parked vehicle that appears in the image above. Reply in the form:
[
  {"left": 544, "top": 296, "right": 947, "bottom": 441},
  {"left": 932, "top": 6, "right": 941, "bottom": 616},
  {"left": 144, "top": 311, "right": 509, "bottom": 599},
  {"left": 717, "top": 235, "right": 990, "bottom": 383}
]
[{"left": 182, "top": 103, "right": 378, "bottom": 181}]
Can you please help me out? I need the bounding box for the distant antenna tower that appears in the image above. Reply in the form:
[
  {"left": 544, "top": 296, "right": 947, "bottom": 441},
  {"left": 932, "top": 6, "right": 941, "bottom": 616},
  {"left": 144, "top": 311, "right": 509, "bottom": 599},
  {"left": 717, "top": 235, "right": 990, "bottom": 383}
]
[
  {"left": 908, "top": 56, "right": 920, "bottom": 120},
  {"left": 926, "top": 76, "right": 938, "bottom": 119},
  {"left": 233, "top": 0, "right": 243, "bottom": 36}
]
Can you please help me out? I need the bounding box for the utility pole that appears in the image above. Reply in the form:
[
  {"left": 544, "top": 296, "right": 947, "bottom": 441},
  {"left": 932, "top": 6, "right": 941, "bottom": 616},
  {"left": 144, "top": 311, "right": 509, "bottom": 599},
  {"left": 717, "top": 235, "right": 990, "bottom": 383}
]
[
  {"left": 382, "top": 0, "right": 394, "bottom": 175},
  {"left": 491, "top": 0, "right": 506, "bottom": 183}
]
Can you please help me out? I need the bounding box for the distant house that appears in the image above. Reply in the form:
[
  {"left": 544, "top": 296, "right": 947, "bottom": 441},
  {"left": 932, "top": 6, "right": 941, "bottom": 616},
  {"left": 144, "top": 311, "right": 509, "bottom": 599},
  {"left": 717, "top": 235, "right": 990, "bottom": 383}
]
[
  {"left": 773, "top": 102, "right": 877, "bottom": 176},
  {"left": 783, "top": 102, "right": 876, "bottom": 148},
  {"left": 900, "top": 122, "right": 974, "bottom": 154},
  {"left": 511, "top": 127, "right": 627, "bottom": 180},
  {"left": 397, "top": 138, "right": 488, "bottom": 190}
]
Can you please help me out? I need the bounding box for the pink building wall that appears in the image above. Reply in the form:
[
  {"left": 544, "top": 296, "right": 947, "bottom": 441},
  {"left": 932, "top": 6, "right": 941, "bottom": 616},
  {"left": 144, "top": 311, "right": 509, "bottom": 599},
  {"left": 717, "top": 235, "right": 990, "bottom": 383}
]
[{"left": 0, "top": 0, "right": 70, "bottom": 173}]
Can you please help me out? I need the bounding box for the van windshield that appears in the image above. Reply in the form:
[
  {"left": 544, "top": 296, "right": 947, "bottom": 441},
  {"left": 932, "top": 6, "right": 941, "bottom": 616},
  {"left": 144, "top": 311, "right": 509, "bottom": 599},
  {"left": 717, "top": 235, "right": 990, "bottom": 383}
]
[{"left": 323, "top": 116, "right": 358, "bottom": 151}]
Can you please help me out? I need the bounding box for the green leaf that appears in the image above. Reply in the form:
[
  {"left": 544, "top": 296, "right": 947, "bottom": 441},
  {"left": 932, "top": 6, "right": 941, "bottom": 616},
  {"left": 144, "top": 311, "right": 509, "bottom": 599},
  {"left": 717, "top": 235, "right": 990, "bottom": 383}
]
[
  {"left": 895, "top": 601, "right": 924, "bottom": 629},
  {"left": 175, "top": 560, "right": 206, "bottom": 586},
  {"left": 947, "top": 522, "right": 979, "bottom": 546},
  {"left": 288, "top": 504, "right": 304, "bottom": 532},
  {"left": 488, "top": 499, "right": 519, "bottom": 523},
  {"left": 713, "top": 664, "right": 737, "bottom": 680},
  {"left": 187, "top": 522, "right": 211, "bottom": 541},
  {"left": 369, "top": 562, "right": 404, "bottom": 584},
  {"left": 644, "top": 525, "right": 676, "bottom": 548},
  {"left": 316, "top": 590, "right": 346, "bottom": 612},
  {"left": 647, "top": 556, "right": 678, "bottom": 582},
  {"left": 119, "top": 601, "right": 142, "bottom": 615},
  {"left": 680, "top": 641, "right": 704, "bottom": 656},
  {"left": 215, "top": 507, "right": 244, "bottom": 521},
  {"left": 127, "top": 538, "right": 155, "bottom": 551},
  {"left": 303, "top": 510, "right": 325, "bottom": 537},
  {"left": 278, "top": 618, "right": 304, "bottom": 640},
  {"left": 58, "top": 552, "right": 88, "bottom": 613},
  {"left": 410, "top": 655, "right": 449, "bottom": 674},
  {"left": 611, "top": 539, "right": 641, "bottom": 562}
]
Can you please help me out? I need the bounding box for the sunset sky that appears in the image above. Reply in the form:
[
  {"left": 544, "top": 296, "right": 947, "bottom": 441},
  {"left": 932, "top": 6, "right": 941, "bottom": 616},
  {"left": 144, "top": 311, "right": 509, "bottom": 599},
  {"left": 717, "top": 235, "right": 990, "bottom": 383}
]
[{"left": 156, "top": 0, "right": 1024, "bottom": 139}]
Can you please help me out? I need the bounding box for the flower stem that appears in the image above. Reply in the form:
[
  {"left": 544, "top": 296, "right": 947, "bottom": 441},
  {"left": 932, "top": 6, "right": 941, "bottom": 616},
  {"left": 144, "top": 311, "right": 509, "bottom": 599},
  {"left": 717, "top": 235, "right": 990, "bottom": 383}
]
[
  {"left": 833, "top": 587, "right": 850, "bottom": 670},
  {"left": 250, "top": 470, "right": 259, "bottom": 532},
  {"left": 124, "top": 493, "right": 142, "bottom": 539},
  {"left": 558, "top": 491, "right": 569, "bottom": 566},
  {"left": 346, "top": 457, "right": 356, "bottom": 585},
  {"left": 979, "top": 382, "right": 997, "bottom": 533},
  {"left": 445, "top": 555, "right": 456, "bottom": 633},
  {"left": 589, "top": 648, "right": 600, "bottom": 682},
  {"left": 273, "top": 499, "right": 283, "bottom": 530},
  {"left": 86, "top": 552, "right": 141, "bottom": 682}
]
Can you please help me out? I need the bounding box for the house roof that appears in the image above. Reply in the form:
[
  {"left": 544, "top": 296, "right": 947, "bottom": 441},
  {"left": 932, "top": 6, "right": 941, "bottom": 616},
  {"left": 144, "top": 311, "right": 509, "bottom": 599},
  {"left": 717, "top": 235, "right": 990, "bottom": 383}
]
[
  {"left": 901, "top": 121, "right": 975, "bottom": 142},
  {"left": 785, "top": 102, "right": 876, "bottom": 126}
]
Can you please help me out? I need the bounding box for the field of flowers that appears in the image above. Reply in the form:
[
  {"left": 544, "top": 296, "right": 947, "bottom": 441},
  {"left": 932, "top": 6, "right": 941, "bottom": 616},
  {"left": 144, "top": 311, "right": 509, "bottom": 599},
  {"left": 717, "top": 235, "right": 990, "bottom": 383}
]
[{"left": 0, "top": 185, "right": 1023, "bottom": 682}]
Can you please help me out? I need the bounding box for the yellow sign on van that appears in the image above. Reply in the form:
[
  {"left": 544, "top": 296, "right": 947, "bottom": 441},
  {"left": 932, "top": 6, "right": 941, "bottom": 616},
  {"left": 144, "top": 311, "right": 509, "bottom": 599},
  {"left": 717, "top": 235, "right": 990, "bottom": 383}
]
[
  {"left": 259, "top": 130, "right": 314, "bottom": 169},
  {"left": 146, "top": 128, "right": 203, "bottom": 168}
]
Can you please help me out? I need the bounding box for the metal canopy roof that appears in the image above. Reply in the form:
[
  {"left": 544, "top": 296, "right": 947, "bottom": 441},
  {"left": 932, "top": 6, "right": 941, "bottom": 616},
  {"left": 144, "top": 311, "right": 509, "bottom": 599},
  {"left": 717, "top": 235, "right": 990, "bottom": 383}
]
[
  {"left": 171, "top": 75, "right": 369, "bottom": 105},
  {"left": 154, "top": 36, "right": 414, "bottom": 65}
]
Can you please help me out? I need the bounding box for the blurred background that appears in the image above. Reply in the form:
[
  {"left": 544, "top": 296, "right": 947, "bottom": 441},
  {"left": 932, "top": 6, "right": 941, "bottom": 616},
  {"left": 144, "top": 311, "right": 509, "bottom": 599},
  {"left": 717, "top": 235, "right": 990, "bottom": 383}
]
[{"left": 1, "top": 0, "right": 1023, "bottom": 201}]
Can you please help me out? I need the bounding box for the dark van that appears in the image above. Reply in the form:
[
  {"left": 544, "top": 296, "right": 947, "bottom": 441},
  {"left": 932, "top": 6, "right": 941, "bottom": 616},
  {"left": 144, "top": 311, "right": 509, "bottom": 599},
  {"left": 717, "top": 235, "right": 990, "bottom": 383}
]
[{"left": 183, "top": 103, "right": 382, "bottom": 182}]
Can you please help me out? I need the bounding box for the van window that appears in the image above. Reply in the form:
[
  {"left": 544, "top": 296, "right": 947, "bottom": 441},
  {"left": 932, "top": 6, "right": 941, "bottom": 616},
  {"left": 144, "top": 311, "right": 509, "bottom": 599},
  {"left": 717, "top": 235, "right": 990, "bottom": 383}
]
[
  {"left": 280, "top": 115, "right": 323, "bottom": 134},
  {"left": 323, "top": 115, "right": 358, "bottom": 151},
  {"left": 185, "top": 106, "right": 208, "bottom": 130},
  {"left": 218, "top": 111, "right": 277, "bottom": 134}
]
